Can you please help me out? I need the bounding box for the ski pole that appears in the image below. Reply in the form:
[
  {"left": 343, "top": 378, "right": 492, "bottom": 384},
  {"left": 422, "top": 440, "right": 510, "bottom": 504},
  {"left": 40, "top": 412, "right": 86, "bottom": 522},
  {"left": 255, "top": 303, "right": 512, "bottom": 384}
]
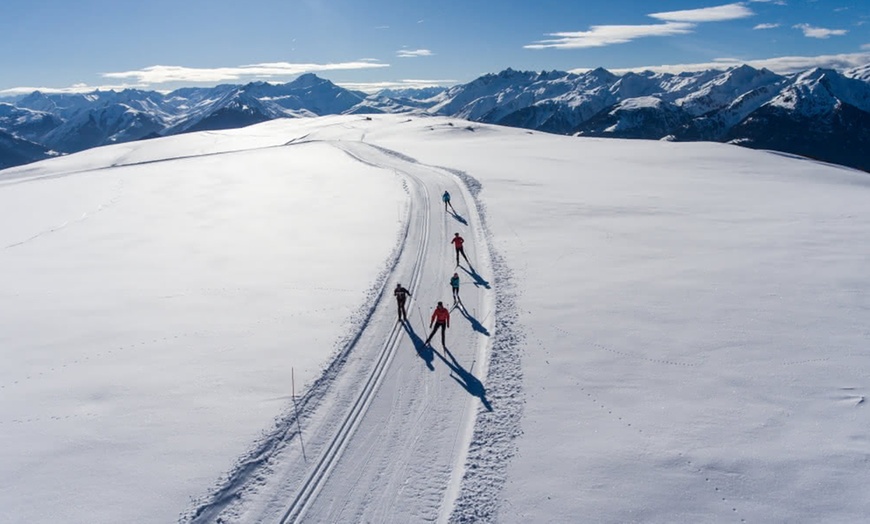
[{"left": 417, "top": 306, "right": 426, "bottom": 331}]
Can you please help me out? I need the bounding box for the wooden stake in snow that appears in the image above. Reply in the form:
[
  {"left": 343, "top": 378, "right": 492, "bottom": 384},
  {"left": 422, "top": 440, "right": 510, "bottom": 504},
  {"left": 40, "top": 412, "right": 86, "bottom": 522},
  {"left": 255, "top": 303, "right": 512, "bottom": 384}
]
[{"left": 292, "top": 367, "right": 307, "bottom": 462}]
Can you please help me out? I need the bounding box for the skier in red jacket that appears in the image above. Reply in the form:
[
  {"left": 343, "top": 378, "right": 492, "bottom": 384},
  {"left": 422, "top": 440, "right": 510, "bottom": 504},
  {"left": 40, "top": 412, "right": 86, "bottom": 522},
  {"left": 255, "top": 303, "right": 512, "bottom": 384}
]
[
  {"left": 451, "top": 232, "right": 470, "bottom": 267},
  {"left": 425, "top": 301, "right": 450, "bottom": 348}
]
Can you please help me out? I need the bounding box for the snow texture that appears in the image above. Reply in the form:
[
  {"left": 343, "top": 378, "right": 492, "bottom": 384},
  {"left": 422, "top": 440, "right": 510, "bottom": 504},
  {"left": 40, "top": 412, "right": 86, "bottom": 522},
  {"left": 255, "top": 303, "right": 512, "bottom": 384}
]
[{"left": 2, "top": 114, "right": 869, "bottom": 524}]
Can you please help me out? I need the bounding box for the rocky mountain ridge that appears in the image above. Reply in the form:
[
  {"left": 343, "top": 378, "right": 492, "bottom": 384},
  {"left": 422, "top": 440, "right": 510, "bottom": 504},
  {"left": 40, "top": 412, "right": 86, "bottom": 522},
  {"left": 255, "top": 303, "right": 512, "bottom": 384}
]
[{"left": 2, "top": 66, "right": 869, "bottom": 171}]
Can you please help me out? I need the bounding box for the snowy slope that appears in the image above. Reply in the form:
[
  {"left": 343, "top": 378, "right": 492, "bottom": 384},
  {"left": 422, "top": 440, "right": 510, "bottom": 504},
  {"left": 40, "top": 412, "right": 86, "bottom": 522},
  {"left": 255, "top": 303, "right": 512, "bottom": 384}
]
[
  {"left": 373, "top": 121, "right": 870, "bottom": 523},
  {"left": 2, "top": 115, "right": 869, "bottom": 523},
  {"left": 0, "top": 121, "right": 408, "bottom": 523}
]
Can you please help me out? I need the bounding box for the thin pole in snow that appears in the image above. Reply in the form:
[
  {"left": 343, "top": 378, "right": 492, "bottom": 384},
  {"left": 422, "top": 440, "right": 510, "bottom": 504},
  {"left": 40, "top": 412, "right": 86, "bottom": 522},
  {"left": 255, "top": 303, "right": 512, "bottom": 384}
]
[
  {"left": 417, "top": 306, "right": 426, "bottom": 330},
  {"left": 292, "top": 367, "right": 307, "bottom": 462}
]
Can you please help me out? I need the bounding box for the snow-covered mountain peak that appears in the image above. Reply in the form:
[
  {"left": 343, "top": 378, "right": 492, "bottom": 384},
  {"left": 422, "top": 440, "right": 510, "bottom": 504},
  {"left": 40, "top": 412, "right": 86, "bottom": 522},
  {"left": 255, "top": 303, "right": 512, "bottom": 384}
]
[
  {"left": 3, "top": 63, "right": 870, "bottom": 173},
  {"left": 289, "top": 72, "right": 332, "bottom": 89},
  {"left": 676, "top": 65, "right": 783, "bottom": 115},
  {"left": 610, "top": 72, "right": 659, "bottom": 99},
  {"left": 584, "top": 66, "right": 618, "bottom": 84},
  {"left": 793, "top": 67, "right": 840, "bottom": 85},
  {"left": 845, "top": 64, "right": 870, "bottom": 82},
  {"left": 721, "top": 64, "right": 777, "bottom": 85},
  {"left": 773, "top": 67, "right": 870, "bottom": 114},
  {"left": 535, "top": 70, "right": 569, "bottom": 82}
]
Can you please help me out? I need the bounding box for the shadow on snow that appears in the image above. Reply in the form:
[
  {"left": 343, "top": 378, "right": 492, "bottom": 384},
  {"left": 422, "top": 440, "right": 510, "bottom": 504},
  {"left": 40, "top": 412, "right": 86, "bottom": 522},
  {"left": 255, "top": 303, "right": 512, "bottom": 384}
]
[
  {"left": 449, "top": 209, "right": 468, "bottom": 226},
  {"left": 402, "top": 319, "right": 491, "bottom": 410},
  {"left": 435, "top": 347, "right": 492, "bottom": 412},
  {"left": 452, "top": 300, "right": 490, "bottom": 336},
  {"left": 403, "top": 321, "right": 434, "bottom": 371},
  {"left": 459, "top": 264, "right": 491, "bottom": 289}
]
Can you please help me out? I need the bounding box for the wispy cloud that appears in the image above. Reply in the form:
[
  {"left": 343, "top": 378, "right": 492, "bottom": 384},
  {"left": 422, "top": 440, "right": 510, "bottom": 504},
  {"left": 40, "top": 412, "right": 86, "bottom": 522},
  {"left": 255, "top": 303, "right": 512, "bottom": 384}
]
[
  {"left": 0, "top": 82, "right": 147, "bottom": 97},
  {"left": 571, "top": 52, "right": 870, "bottom": 75},
  {"left": 862, "top": 43, "right": 870, "bottom": 50},
  {"left": 102, "top": 60, "right": 389, "bottom": 85},
  {"left": 793, "top": 23, "right": 847, "bottom": 38},
  {"left": 527, "top": 2, "right": 757, "bottom": 50},
  {"left": 754, "top": 23, "right": 780, "bottom": 29},
  {"left": 649, "top": 3, "right": 755, "bottom": 22},
  {"left": 396, "top": 49, "right": 434, "bottom": 58},
  {"left": 0, "top": 77, "right": 455, "bottom": 98},
  {"left": 525, "top": 22, "right": 694, "bottom": 49},
  {"left": 749, "top": 0, "right": 787, "bottom": 5},
  {"left": 337, "top": 78, "right": 453, "bottom": 94}
]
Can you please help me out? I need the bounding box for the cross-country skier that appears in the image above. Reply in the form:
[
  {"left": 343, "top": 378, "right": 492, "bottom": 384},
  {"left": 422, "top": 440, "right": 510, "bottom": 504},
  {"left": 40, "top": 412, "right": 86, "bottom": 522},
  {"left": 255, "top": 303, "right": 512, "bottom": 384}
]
[
  {"left": 425, "top": 301, "right": 450, "bottom": 348},
  {"left": 450, "top": 272, "right": 461, "bottom": 304},
  {"left": 451, "top": 232, "right": 470, "bottom": 267},
  {"left": 442, "top": 190, "right": 454, "bottom": 212},
  {"left": 394, "top": 283, "right": 412, "bottom": 322}
]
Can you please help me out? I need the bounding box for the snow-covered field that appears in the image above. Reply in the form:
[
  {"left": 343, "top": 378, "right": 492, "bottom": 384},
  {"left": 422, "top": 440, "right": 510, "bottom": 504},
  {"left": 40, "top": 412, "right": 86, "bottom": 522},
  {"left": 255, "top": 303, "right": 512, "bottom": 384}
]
[{"left": 1, "top": 115, "right": 868, "bottom": 523}]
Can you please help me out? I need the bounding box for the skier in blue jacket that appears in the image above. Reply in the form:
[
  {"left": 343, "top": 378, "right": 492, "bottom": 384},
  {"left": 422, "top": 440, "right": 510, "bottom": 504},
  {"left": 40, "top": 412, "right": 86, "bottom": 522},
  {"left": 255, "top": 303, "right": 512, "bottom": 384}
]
[
  {"left": 442, "top": 190, "right": 454, "bottom": 212},
  {"left": 450, "top": 272, "right": 461, "bottom": 304}
]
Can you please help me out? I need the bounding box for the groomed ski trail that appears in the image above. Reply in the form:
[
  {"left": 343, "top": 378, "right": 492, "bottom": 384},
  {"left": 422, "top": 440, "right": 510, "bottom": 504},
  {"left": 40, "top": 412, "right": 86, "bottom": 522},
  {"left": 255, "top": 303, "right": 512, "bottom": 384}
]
[{"left": 184, "top": 137, "right": 496, "bottom": 523}]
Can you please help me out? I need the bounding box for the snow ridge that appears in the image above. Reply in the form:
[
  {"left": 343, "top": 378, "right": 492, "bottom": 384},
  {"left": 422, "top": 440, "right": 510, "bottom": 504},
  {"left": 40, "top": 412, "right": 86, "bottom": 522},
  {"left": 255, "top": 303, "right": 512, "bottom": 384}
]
[{"left": 444, "top": 168, "right": 526, "bottom": 523}]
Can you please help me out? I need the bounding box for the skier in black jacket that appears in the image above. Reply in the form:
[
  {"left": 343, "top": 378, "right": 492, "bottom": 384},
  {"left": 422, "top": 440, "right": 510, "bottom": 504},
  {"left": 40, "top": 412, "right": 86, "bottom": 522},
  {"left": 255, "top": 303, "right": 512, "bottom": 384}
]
[{"left": 394, "top": 283, "right": 412, "bottom": 322}]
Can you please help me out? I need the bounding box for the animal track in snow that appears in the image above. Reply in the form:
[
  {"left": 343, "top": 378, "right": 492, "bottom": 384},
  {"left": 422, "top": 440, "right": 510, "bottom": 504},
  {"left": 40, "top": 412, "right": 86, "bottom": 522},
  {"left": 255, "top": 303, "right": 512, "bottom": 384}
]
[{"left": 553, "top": 326, "right": 699, "bottom": 368}]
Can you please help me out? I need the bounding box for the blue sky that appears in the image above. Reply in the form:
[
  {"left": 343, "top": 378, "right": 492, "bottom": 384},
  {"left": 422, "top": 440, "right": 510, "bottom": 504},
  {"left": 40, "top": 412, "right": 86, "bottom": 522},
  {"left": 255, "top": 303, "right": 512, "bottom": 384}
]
[{"left": 1, "top": 0, "right": 868, "bottom": 95}]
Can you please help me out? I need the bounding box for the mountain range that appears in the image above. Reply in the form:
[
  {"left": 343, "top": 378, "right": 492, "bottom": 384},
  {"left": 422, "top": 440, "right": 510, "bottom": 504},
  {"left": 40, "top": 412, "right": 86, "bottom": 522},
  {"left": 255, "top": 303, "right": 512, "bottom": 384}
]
[{"left": 2, "top": 65, "right": 869, "bottom": 171}]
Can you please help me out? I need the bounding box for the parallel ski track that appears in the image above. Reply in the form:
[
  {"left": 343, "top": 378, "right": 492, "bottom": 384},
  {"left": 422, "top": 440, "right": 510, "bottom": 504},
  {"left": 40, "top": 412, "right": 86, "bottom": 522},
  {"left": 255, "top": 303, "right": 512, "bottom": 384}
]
[{"left": 279, "top": 142, "right": 432, "bottom": 524}]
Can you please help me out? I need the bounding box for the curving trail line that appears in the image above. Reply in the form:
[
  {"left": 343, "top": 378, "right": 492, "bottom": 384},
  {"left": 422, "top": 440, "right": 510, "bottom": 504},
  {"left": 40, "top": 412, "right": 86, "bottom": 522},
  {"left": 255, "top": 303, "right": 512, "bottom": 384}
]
[
  {"left": 185, "top": 134, "right": 495, "bottom": 523},
  {"left": 277, "top": 140, "right": 494, "bottom": 524},
  {"left": 278, "top": 141, "right": 434, "bottom": 523}
]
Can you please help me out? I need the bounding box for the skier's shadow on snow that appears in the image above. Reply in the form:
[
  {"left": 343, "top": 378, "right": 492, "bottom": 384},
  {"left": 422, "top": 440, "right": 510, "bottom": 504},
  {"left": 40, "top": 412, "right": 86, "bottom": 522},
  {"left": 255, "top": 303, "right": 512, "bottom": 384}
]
[
  {"left": 403, "top": 321, "right": 434, "bottom": 371},
  {"left": 449, "top": 209, "right": 468, "bottom": 226},
  {"left": 435, "top": 348, "right": 492, "bottom": 412},
  {"left": 452, "top": 302, "right": 490, "bottom": 336},
  {"left": 459, "top": 265, "right": 490, "bottom": 290}
]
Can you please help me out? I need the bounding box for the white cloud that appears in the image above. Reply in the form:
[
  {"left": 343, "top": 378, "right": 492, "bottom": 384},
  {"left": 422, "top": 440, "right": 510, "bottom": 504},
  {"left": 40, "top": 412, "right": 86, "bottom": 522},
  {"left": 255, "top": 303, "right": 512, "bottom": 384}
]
[
  {"left": 570, "top": 52, "right": 870, "bottom": 75},
  {"left": 396, "top": 49, "right": 434, "bottom": 58},
  {"left": 862, "top": 43, "right": 870, "bottom": 50},
  {"left": 527, "top": 3, "right": 760, "bottom": 51},
  {"left": 754, "top": 23, "right": 780, "bottom": 29},
  {"left": 337, "top": 79, "right": 454, "bottom": 94},
  {"left": 749, "top": 0, "right": 787, "bottom": 4},
  {"left": 0, "top": 76, "right": 454, "bottom": 98},
  {"left": 793, "top": 23, "right": 848, "bottom": 38},
  {"left": 649, "top": 3, "right": 755, "bottom": 23},
  {"left": 525, "top": 22, "right": 695, "bottom": 49},
  {"left": 102, "top": 60, "right": 389, "bottom": 85},
  {"left": 0, "top": 82, "right": 147, "bottom": 97}
]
